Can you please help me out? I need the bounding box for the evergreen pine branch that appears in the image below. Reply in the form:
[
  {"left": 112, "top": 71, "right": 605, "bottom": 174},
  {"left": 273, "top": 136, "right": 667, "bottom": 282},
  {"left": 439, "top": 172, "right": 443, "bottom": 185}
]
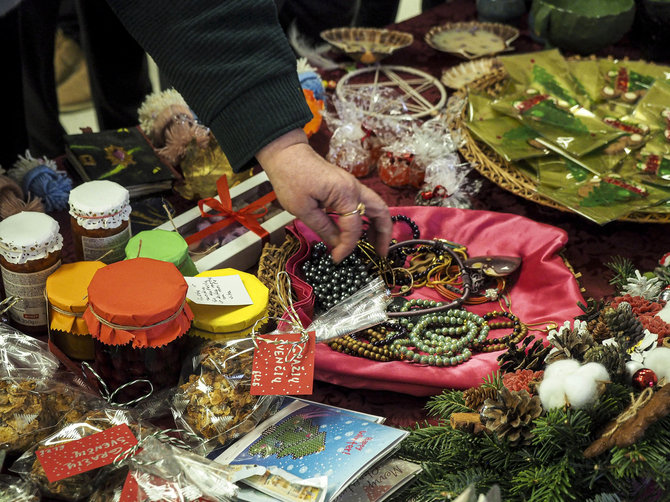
[
  {"left": 586, "top": 382, "right": 630, "bottom": 430},
  {"left": 407, "top": 464, "right": 501, "bottom": 502},
  {"left": 510, "top": 456, "right": 577, "bottom": 502},
  {"left": 585, "top": 495, "right": 622, "bottom": 502},
  {"left": 425, "top": 389, "right": 469, "bottom": 419},
  {"left": 478, "top": 431, "right": 527, "bottom": 472},
  {"left": 481, "top": 370, "right": 503, "bottom": 390},
  {"left": 531, "top": 407, "right": 593, "bottom": 462},
  {"left": 605, "top": 256, "right": 636, "bottom": 291},
  {"left": 400, "top": 422, "right": 465, "bottom": 461}
]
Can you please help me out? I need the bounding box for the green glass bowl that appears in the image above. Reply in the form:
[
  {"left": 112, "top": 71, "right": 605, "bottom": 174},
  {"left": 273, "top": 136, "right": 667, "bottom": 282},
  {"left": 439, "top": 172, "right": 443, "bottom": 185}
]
[{"left": 530, "top": 0, "right": 636, "bottom": 54}]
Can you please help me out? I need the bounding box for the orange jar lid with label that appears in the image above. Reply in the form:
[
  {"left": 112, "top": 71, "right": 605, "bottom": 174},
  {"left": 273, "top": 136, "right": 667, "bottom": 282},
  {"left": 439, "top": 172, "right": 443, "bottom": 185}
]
[{"left": 83, "top": 257, "right": 193, "bottom": 348}]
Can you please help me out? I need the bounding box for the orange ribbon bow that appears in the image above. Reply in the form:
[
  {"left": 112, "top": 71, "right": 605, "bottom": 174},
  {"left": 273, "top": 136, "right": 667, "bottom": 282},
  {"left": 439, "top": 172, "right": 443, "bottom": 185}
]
[{"left": 185, "top": 175, "right": 275, "bottom": 245}]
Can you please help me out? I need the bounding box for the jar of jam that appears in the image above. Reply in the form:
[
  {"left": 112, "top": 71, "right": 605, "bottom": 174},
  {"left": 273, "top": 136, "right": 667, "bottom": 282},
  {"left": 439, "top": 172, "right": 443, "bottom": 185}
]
[
  {"left": 125, "top": 229, "right": 198, "bottom": 276},
  {"left": 83, "top": 257, "right": 193, "bottom": 402},
  {"left": 45, "top": 261, "right": 106, "bottom": 361},
  {"left": 188, "top": 268, "right": 269, "bottom": 342},
  {"left": 68, "top": 180, "right": 131, "bottom": 264},
  {"left": 0, "top": 212, "right": 63, "bottom": 336}
]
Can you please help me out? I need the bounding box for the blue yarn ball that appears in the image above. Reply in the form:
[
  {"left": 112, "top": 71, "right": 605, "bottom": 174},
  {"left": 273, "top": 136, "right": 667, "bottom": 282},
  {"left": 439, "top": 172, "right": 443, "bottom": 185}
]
[
  {"left": 299, "top": 71, "right": 326, "bottom": 102},
  {"left": 22, "top": 165, "right": 73, "bottom": 212}
]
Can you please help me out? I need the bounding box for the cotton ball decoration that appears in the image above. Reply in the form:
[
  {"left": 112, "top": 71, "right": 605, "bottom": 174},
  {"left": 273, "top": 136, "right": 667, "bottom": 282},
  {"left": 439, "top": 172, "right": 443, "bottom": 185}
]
[
  {"left": 539, "top": 360, "right": 610, "bottom": 410},
  {"left": 7, "top": 150, "right": 72, "bottom": 212},
  {"left": 643, "top": 346, "right": 670, "bottom": 381}
]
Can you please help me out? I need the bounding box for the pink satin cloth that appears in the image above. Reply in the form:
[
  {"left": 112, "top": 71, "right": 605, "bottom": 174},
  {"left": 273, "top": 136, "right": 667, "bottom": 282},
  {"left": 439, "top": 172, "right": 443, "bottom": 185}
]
[{"left": 286, "top": 206, "right": 586, "bottom": 396}]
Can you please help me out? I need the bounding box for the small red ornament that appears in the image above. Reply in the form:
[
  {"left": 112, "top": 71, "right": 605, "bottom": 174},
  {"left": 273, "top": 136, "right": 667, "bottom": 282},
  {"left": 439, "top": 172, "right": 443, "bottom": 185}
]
[{"left": 632, "top": 368, "right": 658, "bottom": 390}]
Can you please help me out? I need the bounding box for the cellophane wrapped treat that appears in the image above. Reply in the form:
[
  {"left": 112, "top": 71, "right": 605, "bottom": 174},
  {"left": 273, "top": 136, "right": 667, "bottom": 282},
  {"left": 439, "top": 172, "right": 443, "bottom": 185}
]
[
  {"left": 324, "top": 87, "right": 410, "bottom": 178},
  {"left": 0, "top": 474, "right": 40, "bottom": 502},
  {"left": 10, "top": 408, "right": 155, "bottom": 501},
  {"left": 119, "top": 436, "right": 239, "bottom": 501},
  {"left": 0, "top": 325, "right": 98, "bottom": 454},
  {"left": 172, "top": 338, "right": 283, "bottom": 452},
  {"left": 379, "top": 117, "right": 461, "bottom": 188}
]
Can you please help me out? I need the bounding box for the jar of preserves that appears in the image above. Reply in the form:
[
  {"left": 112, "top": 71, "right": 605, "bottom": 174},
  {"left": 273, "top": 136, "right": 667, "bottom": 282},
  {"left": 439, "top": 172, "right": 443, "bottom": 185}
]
[
  {"left": 68, "top": 180, "right": 131, "bottom": 264},
  {"left": 45, "top": 261, "right": 106, "bottom": 361},
  {"left": 83, "top": 257, "right": 193, "bottom": 401},
  {"left": 188, "top": 268, "right": 269, "bottom": 342},
  {"left": 125, "top": 229, "right": 198, "bottom": 276},
  {"left": 0, "top": 212, "right": 63, "bottom": 336}
]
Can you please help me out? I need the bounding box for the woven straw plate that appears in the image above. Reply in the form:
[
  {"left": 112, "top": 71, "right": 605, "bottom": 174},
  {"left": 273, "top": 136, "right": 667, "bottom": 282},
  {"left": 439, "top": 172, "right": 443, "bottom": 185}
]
[
  {"left": 441, "top": 57, "right": 502, "bottom": 89},
  {"left": 426, "top": 21, "right": 519, "bottom": 60},
  {"left": 453, "top": 67, "right": 670, "bottom": 223},
  {"left": 320, "top": 27, "right": 414, "bottom": 64}
]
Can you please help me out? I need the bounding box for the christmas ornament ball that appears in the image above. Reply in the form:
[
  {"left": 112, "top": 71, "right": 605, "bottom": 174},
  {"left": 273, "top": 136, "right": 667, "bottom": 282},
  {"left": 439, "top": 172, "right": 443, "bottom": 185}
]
[{"left": 632, "top": 368, "right": 658, "bottom": 390}]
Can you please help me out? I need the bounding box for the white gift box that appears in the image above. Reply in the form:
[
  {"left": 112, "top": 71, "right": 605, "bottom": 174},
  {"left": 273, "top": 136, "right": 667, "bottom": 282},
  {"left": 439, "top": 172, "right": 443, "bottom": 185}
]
[{"left": 156, "top": 172, "right": 295, "bottom": 272}]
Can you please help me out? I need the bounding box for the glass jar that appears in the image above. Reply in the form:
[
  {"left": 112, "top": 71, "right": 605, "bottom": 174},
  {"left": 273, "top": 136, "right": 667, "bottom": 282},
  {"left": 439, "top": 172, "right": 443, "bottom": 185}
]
[
  {"left": 188, "top": 268, "right": 269, "bottom": 342},
  {"left": 83, "top": 257, "right": 193, "bottom": 402},
  {"left": 45, "top": 261, "right": 105, "bottom": 361},
  {"left": 68, "top": 180, "right": 131, "bottom": 264},
  {"left": 0, "top": 212, "right": 63, "bottom": 336},
  {"left": 125, "top": 229, "right": 198, "bottom": 276}
]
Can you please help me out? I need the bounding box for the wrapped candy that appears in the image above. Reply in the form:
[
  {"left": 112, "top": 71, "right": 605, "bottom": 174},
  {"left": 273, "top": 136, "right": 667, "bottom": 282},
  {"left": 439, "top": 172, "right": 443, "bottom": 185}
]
[
  {"left": 415, "top": 154, "right": 481, "bottom": 209},
  {"left": 172, "top": 338, "right": 283, "bottom": 452},
  {"left": 379, "top": 117, "right": 461, "bottom": 188},
  {"left": 324, "top": 87, "right": 410, "bottom": 178}
]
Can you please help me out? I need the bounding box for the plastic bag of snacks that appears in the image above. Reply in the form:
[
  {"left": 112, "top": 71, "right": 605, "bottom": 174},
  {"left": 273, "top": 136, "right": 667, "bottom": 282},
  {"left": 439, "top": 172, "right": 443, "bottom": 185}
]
[
  {"left": 172, "top": 338, "right": 283, "bottom": 452},
  {"left": 10, "top": 407, "right": 155, "bottom": 501},
  {"left": 116, "top": 436, "right": 239, "bottom": 501},
  {"left": 0, "top": 323, "right": 60, "bottom": 380},
  {"left": 0, "top": 474, "right": 40, "bottom": 502},
  {"left": 379, "top": 117, "right": 460, "bottom": 188}
]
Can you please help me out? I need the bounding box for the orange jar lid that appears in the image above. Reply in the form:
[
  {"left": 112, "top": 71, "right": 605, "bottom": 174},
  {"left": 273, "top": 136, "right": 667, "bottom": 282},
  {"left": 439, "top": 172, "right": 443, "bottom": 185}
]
[
  {"left": 46, "top": 260, "right": 105, "bottom": 335},
  {"left": 83, "top": 257, "right": 193, "bottom": 348}
]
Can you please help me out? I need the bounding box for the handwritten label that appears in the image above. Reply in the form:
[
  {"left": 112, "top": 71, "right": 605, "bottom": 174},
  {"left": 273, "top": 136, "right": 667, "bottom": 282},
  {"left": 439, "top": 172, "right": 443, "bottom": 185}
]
[
  {"left": 185, "top": 275, "right": 253, "bottom": 306},
  {"left": 36, "top": 424, "right": 138, "bottom": 483},
  {"left": 251, "top": 332, "right": 315, "bottom": 395}
]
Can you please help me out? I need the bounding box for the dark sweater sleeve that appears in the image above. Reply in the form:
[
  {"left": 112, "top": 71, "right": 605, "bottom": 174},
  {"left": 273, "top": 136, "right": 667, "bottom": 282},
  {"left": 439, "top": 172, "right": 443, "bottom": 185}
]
[{"left": 106, "top": 0, "right": 312, "bottom": 171}]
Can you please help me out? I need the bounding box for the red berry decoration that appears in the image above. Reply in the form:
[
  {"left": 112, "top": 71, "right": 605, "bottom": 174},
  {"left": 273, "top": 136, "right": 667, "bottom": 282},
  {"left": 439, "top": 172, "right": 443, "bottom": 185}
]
[{"left": 632, "top": 368, "right": 658, "bottom": 390}]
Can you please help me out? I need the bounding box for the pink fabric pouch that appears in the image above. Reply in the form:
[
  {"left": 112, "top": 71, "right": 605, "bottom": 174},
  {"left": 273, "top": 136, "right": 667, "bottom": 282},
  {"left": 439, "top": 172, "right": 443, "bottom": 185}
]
[{"left": 285, "top": 206, "right": 585, "bottom": 396}]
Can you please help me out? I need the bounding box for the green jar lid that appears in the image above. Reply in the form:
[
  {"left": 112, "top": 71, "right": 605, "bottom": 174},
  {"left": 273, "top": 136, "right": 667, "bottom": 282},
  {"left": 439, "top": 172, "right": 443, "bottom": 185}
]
[{"left": 125, "top": 229, "right": 198, "bottom": 276}]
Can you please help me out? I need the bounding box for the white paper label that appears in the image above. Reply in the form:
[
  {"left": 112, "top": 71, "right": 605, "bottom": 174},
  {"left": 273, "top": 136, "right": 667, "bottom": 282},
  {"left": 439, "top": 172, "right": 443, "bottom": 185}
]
[
  {"left": 185, "top": 275, "right": 253, "bottom": 306},
  {"left": 1, "top": 260, "right": 61, "bottom": 326},
  {"left": 81, "top": 225, "right": 131, "bottom": 264}
]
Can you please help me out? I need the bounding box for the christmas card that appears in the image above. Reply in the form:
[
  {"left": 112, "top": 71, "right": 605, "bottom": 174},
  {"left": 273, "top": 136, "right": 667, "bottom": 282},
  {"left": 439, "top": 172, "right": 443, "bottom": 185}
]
[{"left": 213, "top": 399, "right": 408, "bottom": 502}]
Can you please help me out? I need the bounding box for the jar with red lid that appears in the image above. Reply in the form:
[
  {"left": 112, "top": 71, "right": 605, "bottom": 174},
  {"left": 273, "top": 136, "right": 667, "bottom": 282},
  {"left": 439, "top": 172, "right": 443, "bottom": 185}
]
[
  {"left": 83, "top": 257, "right": 193, "bottom": 401},
  {"left": 0, "top": 212, "right": 63, "bottom": 336}
]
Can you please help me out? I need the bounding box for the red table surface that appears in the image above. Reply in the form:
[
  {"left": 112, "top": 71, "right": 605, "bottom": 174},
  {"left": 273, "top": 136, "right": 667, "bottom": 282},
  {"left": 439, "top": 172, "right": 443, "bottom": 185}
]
[{"left": 36, "top": 0, "right": 670, "bottom": 430}]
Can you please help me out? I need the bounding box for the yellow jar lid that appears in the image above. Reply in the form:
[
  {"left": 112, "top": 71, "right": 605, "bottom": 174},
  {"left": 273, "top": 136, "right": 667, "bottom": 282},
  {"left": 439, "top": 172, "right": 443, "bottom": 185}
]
[
  {"left": 46, "top": 261, "right": 105, "bottom": 335},
  {"left": 188, "top": 268, "right": 269, "bottom": 335}
]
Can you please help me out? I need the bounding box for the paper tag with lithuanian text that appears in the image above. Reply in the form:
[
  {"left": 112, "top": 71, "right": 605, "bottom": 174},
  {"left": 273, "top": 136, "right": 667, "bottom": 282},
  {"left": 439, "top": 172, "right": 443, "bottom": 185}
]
[
  {"left": 36, "top": 424, "right": 137, "bottom": 483},
  {"left": 251, "top": 332, "right": 315, "bottom": 395}
]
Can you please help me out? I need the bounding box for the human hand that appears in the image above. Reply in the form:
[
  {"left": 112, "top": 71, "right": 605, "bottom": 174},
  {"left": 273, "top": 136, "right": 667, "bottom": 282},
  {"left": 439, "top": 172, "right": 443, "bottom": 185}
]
[{"left": 257, "top": 129, "right": 392, "bottom": 263}]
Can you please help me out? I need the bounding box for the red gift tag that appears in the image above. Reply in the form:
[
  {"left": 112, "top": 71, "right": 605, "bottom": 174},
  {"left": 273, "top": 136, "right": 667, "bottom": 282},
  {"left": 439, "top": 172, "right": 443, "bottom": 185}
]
[
  {"left": 251, "top": 331, "right": 315, "bottom": 395},
  {"left": 36, "top": 423, "right": 138, "bottom": 483},
  {"left": 120, "top": 470, "right": 143, "bottom": 502}
]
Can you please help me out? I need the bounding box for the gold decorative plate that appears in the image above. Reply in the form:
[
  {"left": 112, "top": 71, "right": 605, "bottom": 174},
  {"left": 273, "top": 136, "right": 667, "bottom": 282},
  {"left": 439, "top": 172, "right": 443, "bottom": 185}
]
[
  {"left": 426, "top": 21, "right": 519, "bottom": 60},
  {"left": 320, "top": 27, "right": 414, "bottom": 64}
]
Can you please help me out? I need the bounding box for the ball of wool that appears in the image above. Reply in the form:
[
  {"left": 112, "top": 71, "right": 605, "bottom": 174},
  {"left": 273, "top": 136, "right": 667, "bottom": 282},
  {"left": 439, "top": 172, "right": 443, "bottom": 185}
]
[{"left": 22, "top": 165, "right": 72, "bottom": 212}]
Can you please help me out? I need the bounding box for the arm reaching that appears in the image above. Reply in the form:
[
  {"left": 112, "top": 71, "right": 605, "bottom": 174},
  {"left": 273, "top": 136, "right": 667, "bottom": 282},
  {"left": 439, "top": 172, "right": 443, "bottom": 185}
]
[{"left": 257, "top": 129, "right": 391, "bottom": 262}]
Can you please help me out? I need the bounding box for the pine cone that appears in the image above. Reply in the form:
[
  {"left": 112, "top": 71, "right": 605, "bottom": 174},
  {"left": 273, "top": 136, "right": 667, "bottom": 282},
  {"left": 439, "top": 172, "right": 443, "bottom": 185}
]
[
  {"left": 498, "top": 335, "right": 551, "bottom": 373},
  {"left": 545, "top": 324, "right": 594, "bottom": 364},
  {"left": 588, "top": 317, "right": 611, "bottom": 343},
  {"left": 583, "top": 344, "right": 626, "bottom": 381},
  {"left": 575, "top": 298, "right": 607, "bottom": 323},
  {"left": 606, "top": 302, "right": 645, "bottom": 350},
  {"left": 480, "top": 387, "right": 542, "bottom": 446},
  {"left": 463, "top": 386, "right": 498, "bottom": 411}
]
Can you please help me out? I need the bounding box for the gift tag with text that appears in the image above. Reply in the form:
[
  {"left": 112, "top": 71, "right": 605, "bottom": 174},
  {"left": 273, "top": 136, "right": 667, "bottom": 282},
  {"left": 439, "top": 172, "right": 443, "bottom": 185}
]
[
  {"left": 36, "top": 423, "right": 138, "bottom": 483},
  {"left": 185, "top": 275, "right": 253, "bottom": 306},
  {"left": 251, "top": 331, "right": 315, "bottom": 395}
]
